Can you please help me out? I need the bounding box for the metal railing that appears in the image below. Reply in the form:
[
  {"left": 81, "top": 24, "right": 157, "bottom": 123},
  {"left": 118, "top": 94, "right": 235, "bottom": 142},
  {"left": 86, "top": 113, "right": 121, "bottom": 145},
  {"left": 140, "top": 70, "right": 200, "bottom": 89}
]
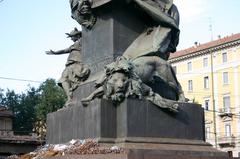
[
  {"left": 218, "top": 135, "right": 236, "bottom": 146},
  {"left": 218, "top": 108, "right": 233, "bottom": 117}
]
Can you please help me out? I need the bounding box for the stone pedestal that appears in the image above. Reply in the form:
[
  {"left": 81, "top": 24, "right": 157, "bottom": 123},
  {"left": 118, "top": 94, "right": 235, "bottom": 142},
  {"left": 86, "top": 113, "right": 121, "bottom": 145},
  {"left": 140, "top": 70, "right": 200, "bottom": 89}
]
[
  {"left": 47, "top": 99, "right": 205, "bottom": 144},
  {"left": 47, "top": 99, "right": 229, "bottom": 158}
]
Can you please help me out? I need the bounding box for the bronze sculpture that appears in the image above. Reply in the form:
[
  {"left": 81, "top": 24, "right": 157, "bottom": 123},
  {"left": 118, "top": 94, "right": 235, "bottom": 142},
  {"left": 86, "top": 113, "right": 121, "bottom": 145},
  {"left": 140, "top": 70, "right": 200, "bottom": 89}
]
[
  {"left": 46, "top": 2, "right": 229, "bottom": 158},
  {"left": 70, "top": 0, "right": 179, "bottom": 59},
  {"left": 67, "top": 0, "right": 185, "bottom": 111},
  {"left": 46, "top": 28, "right": 90, "bottom": 107},
  {"left": 81, "top": 57, "right": 181, "bottom": 112},
  {"left": 69, "top": 0, "right": 96, "bottom": 29}
]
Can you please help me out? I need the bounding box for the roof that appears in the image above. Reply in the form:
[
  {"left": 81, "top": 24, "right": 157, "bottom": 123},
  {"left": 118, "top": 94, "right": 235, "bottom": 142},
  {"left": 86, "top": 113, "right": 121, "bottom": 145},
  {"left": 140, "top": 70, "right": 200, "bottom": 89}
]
[
  {"left": 0, "top": 107, "right": 13, "bottom": 118},
  {"left": 169, "top": 33, "right": 240, "bottom": 60}
]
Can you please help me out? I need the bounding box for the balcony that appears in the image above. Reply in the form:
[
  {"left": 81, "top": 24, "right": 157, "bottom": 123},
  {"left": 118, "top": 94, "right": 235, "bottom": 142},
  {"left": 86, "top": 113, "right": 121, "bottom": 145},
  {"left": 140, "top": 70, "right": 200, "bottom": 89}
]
[
  {"left": 218, "top": 108, "right": 233, "bottom": 118},
  {"left": 218, "top": 135, "right": 236, "bottom": 147}
]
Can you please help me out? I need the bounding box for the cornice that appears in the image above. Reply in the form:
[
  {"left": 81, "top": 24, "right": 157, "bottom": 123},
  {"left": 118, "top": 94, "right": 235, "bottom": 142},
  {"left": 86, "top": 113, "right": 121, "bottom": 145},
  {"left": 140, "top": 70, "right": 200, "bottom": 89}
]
[{"left": 169, "top": 39, "right": 240, "bottom": 63}]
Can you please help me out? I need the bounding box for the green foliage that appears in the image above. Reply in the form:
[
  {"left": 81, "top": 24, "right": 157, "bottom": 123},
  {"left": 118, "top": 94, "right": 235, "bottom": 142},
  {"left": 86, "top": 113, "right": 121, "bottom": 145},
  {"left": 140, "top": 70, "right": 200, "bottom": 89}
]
[
  {"left": 0, "top": 78, "right": 67, "bottom": 137},
  {"left": 4, "top": 89, "right": 20, "bottom": 114},
  {"left": 0, "top": 88, "right": 5, "bottom": 105},
  {"left": 36, "top": 78, "right": 66, "bottom": 122},
  {"left": 16, "top": 87, "right": 40, "bottom": 134},
  {"left": 1, "top": 87, "right": 39, "bottom": 134}
]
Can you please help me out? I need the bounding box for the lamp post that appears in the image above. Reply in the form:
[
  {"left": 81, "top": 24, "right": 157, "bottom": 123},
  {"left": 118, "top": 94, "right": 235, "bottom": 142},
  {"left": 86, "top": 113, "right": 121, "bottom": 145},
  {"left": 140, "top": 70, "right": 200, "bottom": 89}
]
[{"left": 210, "top": 49, "right": 217, "bottom": 148}]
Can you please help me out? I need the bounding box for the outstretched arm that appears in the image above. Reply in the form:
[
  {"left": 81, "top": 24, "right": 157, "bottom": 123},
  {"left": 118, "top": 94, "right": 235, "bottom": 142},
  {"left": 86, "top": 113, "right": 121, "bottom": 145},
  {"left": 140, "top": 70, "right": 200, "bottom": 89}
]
[{"left": 45, "top": 47, "right": 71, "bottom": 55}]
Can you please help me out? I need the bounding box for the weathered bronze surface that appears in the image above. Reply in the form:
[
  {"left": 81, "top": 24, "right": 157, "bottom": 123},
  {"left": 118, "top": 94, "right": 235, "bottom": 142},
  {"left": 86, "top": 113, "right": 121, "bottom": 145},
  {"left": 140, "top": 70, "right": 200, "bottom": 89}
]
[
  {"left": 81, "top": 57, "right": 183, "bottom": 112},
  {"left": 46, "top": 3, "right": 230, "bottom": 157},
  {"left": 68, "top": 0, "right": 185, "bottom": 109},
  {"left": 46, "top": 28, "right": 90, "bottom": 107}
]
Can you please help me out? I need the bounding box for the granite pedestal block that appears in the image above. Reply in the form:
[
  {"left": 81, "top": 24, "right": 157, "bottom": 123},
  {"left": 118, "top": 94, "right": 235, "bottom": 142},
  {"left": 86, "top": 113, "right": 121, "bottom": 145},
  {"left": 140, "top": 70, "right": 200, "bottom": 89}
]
[
  {"left": 47, "top": 99, "right": 205, "bottom": 144},
  {"left": 47, "top": 97, "right": 229, "bottom": 158}
]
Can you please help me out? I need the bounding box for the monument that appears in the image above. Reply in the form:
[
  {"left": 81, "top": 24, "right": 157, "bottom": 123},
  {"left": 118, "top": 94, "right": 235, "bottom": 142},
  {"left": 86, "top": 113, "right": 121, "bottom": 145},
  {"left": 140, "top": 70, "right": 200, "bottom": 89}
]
[{"left": 46, "top": 0, "right": 230, "bottom": 158}]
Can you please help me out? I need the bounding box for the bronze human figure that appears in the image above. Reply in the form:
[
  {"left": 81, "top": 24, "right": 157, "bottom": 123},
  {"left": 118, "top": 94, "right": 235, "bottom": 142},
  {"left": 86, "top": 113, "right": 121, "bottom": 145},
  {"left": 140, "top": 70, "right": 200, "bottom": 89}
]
[
  {"left": 46, "top": 28, "right": 90, "bottom": 107},
  {"left": 69, "top": 0, "right": 96, "bottom": 29}
]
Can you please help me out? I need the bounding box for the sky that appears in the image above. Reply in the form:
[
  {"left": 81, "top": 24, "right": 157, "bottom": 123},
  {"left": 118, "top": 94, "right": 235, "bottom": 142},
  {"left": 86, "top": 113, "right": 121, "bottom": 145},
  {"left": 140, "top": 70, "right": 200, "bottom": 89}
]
[{"left": 0, "top": 0, "right": 239, "bottom": 93}]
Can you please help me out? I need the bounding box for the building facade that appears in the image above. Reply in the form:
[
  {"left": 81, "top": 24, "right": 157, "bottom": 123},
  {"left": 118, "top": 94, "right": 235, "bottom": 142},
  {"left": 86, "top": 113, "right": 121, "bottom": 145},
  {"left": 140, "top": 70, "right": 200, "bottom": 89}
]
[
  {"left": 169, "top": 33, "right": 240, "bottom": 157},
  {"left": 0, "top": 106, "right": 13, "bottom": 137},
  {"left": 0, "top": 106, "right": 41, "bottom": 158}
]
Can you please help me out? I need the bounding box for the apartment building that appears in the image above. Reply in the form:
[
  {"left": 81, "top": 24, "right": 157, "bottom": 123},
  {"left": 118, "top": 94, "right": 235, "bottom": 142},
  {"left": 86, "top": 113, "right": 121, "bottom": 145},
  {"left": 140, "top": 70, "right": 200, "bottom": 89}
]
[{"left": 169, "top": 33, "right": 240, "bottom": 157}]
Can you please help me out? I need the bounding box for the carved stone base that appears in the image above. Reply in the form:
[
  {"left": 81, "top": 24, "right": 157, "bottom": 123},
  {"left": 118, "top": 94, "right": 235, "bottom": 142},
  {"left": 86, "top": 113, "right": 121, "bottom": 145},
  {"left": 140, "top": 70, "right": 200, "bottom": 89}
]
[
  {"left": 46, "top": 98, "right": 229, "bottom": 158},
  {"left": 47, "top": 98, "right": 204, "bottom": 144}
]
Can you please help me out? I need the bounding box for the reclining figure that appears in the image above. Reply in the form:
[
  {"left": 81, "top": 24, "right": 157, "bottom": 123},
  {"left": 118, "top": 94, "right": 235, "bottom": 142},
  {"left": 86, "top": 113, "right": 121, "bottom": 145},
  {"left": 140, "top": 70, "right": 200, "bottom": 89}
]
[{"left": 81, "top": 56, "right": 185, "bottom": 112}]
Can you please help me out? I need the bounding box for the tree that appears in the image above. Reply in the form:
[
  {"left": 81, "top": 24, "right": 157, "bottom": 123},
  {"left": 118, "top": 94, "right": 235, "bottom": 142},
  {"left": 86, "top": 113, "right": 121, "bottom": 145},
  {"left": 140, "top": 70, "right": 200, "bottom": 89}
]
[
  {"left": 36, "top": 79, "right": 66, "bottom": 120},
  {"left": 0, "top": 88, "right": 4, "bottom": 105},
  {"left": 15, "top": 87, "right": 40, "bottom": 134},
  {"left": 4, "top": 89, "right": 21, "bottom": 132},
  {"left": 2, "top": 87, "right": 40, "bottom": 135},
  {"left": 35, "top": 78, "right": 66, "bottom": 139},
  {"left": 0, "top": 79, "right": 66, "bottom": 138}
]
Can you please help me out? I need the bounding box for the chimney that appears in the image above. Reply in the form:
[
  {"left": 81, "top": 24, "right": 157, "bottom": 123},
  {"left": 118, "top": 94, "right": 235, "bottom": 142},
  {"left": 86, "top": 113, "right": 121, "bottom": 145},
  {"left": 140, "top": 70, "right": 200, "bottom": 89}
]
[{"left": 194, "top": 42, "right": 198, "bottom": 48}]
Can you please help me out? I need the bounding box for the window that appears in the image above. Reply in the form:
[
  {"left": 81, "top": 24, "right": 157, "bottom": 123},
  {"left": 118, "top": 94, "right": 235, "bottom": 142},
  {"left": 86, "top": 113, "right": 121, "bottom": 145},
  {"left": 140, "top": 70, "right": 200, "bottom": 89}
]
[
  {"left": 223, "top": 72, "right": 229, "bottom": 84},
  {"left": 5, "top": 119, "right": 11, "bottom": 130},
  {"left": 188, "top": 80, "right": 193, "bottom": 91},
  {"left": 203, "top": 57, "right": 208, "bottom": 67},
  {"left": 172, "top": 66, "right": 177, "bottom": 74},
  {"left": 223, "top": 96, "right": 230, "bottom": 112},
  {"left": 0, "top": 119, "right": 4, "bottom": 130},
  {"left": 204, "top": 76, "right": 209, "bottom": 89},
  {"left": 222, "top": 52, "right": 227, "bottom": 63},
  {"left": 204, "top": 99, "right": 210, "bottom": 110},
  {"left": 187, "top": 62, "right": 192, "bottom": 72},
  {"left": 227, "top": 151, "right": 233, "bottom": 157},
  {"left": 206, "top": 127, "right": 211, "bottom": 139},
  {"left": 225, "top": 124, "right": 231, "bottom": 137}
]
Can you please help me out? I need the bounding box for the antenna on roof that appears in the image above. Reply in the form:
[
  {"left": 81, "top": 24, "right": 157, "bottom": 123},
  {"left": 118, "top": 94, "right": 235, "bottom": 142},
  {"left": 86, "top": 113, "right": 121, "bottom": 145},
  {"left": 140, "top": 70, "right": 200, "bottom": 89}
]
[{"left": 208, "top": 17, "right": 213, "bottom": 41}]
